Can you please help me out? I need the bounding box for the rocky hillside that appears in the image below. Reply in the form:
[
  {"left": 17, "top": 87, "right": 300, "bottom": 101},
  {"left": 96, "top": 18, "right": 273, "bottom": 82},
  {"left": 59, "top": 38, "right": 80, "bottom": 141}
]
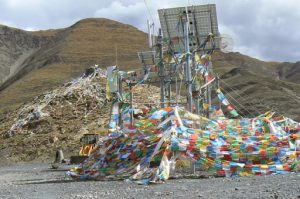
[
  {"left": 0, "top": 18, "right": 148, "bottom": 117},
  {"left": 212, "top": 52, "right": 300, "bottom": 121},
  {"left": 0, "top": 18, "right": 299, "bottom": 162},
  {"left": 0, "top": 66, "right": 164, "bottom": 162},
  {"left": 0, "top": 25, "right": 58, "bottom": 89}
]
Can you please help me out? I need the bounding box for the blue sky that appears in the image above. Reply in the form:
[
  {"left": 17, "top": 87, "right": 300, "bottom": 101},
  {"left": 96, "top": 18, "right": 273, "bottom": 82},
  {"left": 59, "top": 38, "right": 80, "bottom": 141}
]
[{"left": 0, "top": 0, "right": 299, "bottom": 62}]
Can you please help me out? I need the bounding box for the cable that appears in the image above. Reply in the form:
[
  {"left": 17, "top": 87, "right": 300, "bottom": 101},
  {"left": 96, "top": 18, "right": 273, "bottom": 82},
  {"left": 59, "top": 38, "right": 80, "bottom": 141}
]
[
  {"left": 220, "top": 86, "right": 252, "bottom": 117},
  {"left": 132, "top": 100, "right": 186, "bottom": 105},
  {"left": 220, "top": 86, "right": 256, "bottom": 118},
  {"left": 220, "top": 93, "right": 246, "bottom": 118},
  {"left": 220, "top": 79, "right": 262, "bottom": 115},
  {"left": 220, "top": 79, "right": 272, "bottom": 113},
  {"left": 143, "top": 0, "right": 155, "bottom": 24}
]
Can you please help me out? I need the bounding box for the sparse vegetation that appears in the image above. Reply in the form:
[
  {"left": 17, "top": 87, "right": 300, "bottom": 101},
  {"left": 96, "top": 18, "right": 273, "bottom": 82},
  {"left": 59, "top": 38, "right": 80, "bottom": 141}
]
[{"left": 0, "top": 18, "right": 299, "bottom": 163}]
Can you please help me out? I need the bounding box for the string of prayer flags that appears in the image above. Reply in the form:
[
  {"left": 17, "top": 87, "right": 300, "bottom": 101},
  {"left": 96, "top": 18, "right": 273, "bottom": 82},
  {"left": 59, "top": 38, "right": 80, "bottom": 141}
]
[
  {"left": 216, "top": 88, "right": 239, "bottom": 117},
  {"left": 68, "top": 106, "right": 300, "bottom": 183}
]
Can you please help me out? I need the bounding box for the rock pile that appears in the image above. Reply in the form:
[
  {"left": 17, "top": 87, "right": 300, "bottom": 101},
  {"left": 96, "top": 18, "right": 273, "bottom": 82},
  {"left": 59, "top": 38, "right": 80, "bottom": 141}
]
[
  {"left": 0, "top": 65, "right": 165, "bottom": 162},
  {"left": 3, "top": 66, "right": 108, "bottom": 138},
  {"left": 0, "top": 66, "right": 111, "bottom": 161}
]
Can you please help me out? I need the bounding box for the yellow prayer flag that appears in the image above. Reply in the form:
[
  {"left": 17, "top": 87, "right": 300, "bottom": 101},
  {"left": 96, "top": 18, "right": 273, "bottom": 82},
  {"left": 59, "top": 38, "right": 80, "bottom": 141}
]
[{"left": 203, "top": 103, "right": 209, "bottom": 110}]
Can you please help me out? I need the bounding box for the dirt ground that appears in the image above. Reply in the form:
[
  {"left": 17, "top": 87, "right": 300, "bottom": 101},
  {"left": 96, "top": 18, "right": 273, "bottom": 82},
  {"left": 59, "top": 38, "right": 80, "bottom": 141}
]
[{"left": 0, "top": 163, "right": 299, "bottom": 199}]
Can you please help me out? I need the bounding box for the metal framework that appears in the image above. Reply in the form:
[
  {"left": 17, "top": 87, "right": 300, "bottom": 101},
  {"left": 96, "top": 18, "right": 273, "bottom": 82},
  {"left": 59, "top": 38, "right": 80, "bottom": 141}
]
[
  {"left": 158, "top": 4, "right": 220, "bottom": 52},
  {"left": 137, "top": 51, "right": 157, "bottom": 66}
]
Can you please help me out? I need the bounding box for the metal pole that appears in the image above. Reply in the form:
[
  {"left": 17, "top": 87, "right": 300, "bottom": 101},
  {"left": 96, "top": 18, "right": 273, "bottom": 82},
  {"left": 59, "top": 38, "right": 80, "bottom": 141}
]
[
  {"left": 195, "top": 98, "right": 200, "bottom": 115},
  {"left": 115, "top": 44, "right": 118, "bottom": 66},
  {"left": 216, "top": 74, "right": 221, "bottom": 110},
  {"left": 175, "top": 71, "right": 178, "bottom": 106},
  {"left": 147, "top": 20, "right": 152, "bottom": 48},
  {"left": 118, "top": 72, "right": 123, "bottom": 128},
  {"left": 158, "top": 28, "right": 165, "bottom": 108},
  {"left": 205, "top": 76, "right": 209, "bottom": 118},
  {"left": 184, "top": 10, "right": 193, "bottom": 112},
  {"left": 207, "top": 61, "right": 212, "bottom": 119},
  {"left": 168, "top": 80, "right": 171, "bottom": 106},
  {"left": 208, "top": 85, "right": 211, "bottom": 118},
  {"left": 192, "top": 52, "right": 200, "bottom": 115},
  {"left": 129, "top": 83, "right": 134, "bottom": 126},
  {"left": 184, "top": 8, "right": 195, "bottom": 175}
]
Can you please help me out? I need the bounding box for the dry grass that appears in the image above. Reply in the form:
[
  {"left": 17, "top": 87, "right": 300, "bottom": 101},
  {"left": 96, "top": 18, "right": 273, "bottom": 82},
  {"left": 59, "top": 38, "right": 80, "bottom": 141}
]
[
  {"left": 0, "top": 18, "right": 149, "bottom": 118},
  {"left": 176, "top": 159, "right": 192, "bottom": 168},
  {"left": 1, "top": 18, "right": 300, "bottom": 122}
]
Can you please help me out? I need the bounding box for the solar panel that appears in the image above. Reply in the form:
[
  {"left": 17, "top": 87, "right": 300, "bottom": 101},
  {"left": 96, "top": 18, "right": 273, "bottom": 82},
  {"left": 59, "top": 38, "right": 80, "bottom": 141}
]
[
  {"left": 137, "top": 51, "right": 157, "bottom": 65},
  {"left": 158, "top": 4, "right": 220, "bottom": 52}
]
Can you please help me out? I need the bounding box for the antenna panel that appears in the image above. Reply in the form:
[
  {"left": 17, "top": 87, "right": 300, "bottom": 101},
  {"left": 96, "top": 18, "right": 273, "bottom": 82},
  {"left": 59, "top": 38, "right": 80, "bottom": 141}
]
[{"left": 158, "top": 4, "right": 220, "bottom": 52}]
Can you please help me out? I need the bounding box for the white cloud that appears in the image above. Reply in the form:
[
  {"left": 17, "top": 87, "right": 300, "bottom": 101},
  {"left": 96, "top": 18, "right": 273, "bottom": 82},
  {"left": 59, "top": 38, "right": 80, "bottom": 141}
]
[
  {"left": 0, "top": 0, "right": 299, "bottom": 62},
  {"left": 94, "top": 1, "right": 146, "bottom": 30}
]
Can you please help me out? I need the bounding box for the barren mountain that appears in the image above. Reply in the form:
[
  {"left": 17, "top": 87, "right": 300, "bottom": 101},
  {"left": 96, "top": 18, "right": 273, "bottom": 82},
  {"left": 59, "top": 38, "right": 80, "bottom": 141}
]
[
  {"left": 0, "top": 18, "right": 148, "bottom": 116},
  {"left": 0, "top": 18, "right": 299, "bottom": 162},
  {"left": 212, "top": 52, "right": 300, "bottom": 121},
  {"left": 0, "top": 18, "right": 299, "bottom": 120}
]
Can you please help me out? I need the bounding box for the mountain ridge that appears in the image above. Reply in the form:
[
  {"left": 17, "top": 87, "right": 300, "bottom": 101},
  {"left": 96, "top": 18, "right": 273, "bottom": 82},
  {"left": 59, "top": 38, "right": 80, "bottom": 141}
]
[
  {"left": 0, "top": 18, "right": 300, "bottom": 162},
  {"left": 0, "top": 18, "right": 299, "bottom": 121}
]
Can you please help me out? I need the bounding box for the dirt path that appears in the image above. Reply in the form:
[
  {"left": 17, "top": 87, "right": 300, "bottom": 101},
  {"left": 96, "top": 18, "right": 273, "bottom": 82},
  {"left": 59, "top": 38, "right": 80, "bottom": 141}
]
[{"left": 0, "top": 163, "right": 300, "bottom": 199}]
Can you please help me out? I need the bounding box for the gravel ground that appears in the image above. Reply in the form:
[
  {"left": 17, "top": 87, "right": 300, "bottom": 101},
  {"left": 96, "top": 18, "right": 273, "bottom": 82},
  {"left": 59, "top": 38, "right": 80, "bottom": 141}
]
[{"left": 0, "top": 163, "right": 300, "bottom": 199}]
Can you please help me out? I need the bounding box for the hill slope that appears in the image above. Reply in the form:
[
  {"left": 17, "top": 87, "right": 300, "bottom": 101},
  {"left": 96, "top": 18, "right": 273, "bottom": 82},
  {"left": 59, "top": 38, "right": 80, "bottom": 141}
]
[
  {"left": 0, "top": 66, "right": 162, "bottom": 162},
  {"left": 0, "top": 18, "right": 299, "bottom": 119},
  {"left": 212, "top": 51, "right": 300, "bottom": 121},
  {"left": 0, "top": 18, "right": 299, "bottom": 162},
  {"left": 0, "top": 18, "right": 149, "bottom": 116}
]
